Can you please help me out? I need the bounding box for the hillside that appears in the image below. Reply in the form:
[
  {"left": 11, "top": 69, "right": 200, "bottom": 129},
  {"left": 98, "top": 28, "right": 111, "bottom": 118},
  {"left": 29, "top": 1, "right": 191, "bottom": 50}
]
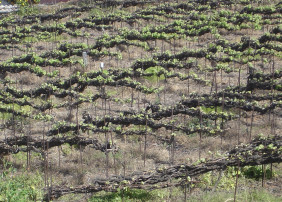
[{"left": 0, "top": 0, "right": 281, "bottom": 201}]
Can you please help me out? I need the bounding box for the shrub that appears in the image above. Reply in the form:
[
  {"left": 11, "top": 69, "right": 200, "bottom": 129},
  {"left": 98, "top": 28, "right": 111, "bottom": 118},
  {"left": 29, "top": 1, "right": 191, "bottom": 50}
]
[{"left": 242, "top": 165, "right": 273, "bottom": 180}]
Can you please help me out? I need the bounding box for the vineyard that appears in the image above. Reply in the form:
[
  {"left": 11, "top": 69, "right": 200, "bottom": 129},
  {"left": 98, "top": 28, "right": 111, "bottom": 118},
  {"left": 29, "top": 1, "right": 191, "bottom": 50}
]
[{"left": 0, "top": 0, "right": 281, "bottom": 201}]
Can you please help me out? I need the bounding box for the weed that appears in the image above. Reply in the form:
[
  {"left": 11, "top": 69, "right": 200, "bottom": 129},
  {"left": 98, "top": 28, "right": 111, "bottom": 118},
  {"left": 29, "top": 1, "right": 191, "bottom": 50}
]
[
  {"left": 17, "top": 5, "right": 40, "bottom": 16},
  {"left": 61, "top": 143, "right": 73, "bottom": 156},
  {"left": 242, "top": 165, "right": 274, "bottom": 180},
  {"left": 188, "top": 189, "right": 281, "bottom": 202},
  {"left": 144, "top": 67, "right": 165, "bottom": 83},
  {"left": 90, "top": 188, "right": 155, "bottom": 202},
  {"left": 0, "top": 160, "right": 43, "bottom": 201}
]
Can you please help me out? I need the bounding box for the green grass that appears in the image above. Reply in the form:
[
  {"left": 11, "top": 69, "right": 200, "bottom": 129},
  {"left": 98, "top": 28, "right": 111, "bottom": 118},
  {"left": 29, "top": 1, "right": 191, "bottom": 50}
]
[
  {"left": 0, "top": 103, "right": 32, "bottom": 120},
  {"left": 200, "top": 106, "right": 225, "bottom": 114},
  {"left": 0, "top": 162, "right": 43, "bottom": 201},
  {"left": 90, "top": 186, "right": 188, "bottom": 202},
  {"left": 88, "top": 166, "right": 282, "bottom": 202},
  {"left": 90, "top": 8, "right": 106, "bottom": 17},
  {"left": 90, "top": 188, "right": 155, "bottom": 202},
  {"left": 0, "top": 112, "right": 13, "bottom": 121},
  {"left": 9, "top": 103, "right": 32, "bottom": 112},
  {"left": 21, "top": 36, "right": 38, "bottom": 44},
  {"left": 16, "top": 6, "right": 40, "bottom": 16},
  {"left": 89, "top": 186, "right": 282, "bottom": 202},
  {"left": 188, "top": 189, "right": 282, "bottom": 202},
  {"left": 107, "top": 89, "right": 118, "bottom": 96},
  {"left": 144, "top": 67, "right": 165, "bottom": 83}
]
